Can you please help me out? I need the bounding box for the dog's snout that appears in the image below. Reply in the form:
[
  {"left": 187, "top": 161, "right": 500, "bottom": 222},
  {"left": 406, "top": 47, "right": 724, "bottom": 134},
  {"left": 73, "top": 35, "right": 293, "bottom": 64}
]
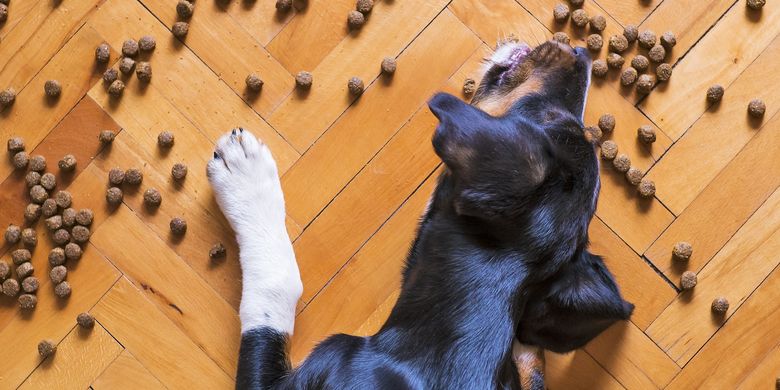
[{"left": 573, "top": 46, "right": 590, "bottom": 61}]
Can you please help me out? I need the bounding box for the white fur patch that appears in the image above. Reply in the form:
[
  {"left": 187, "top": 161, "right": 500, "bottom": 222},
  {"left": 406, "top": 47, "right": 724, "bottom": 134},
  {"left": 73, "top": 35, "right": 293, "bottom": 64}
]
[{"left": 207, "top": 129, "right": 303, "bottom": 335}]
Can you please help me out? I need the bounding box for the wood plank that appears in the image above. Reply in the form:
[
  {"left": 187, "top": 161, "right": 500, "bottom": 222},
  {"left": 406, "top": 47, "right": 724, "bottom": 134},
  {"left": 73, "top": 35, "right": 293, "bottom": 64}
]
[
  {"left": 647, "top": 187, "right": 780, "bottom": 365},
  {"left": 280, "top": 10, "right": 480, "bottom": 227},
  {"left": 594, "top": 0, "right": 661, "bottom": 27},
  {"left": 735, "top": 344, "right": 780, "bottom": 390},
  {"left": 644, "top": 113, "right": 780, "bottom": 278},
  {"left": 0, "top": 0, "right": 39, "bottom": 39},
  {"left": 640, "top": 2, "right": 780, "bottom": 140},
  {"left": 545, "top": 351, "right": 625, "bottom": 390},
  {"left": 89, "top": 204, "right": 241, "bottom": 376},
  {"left": 92, "top": 350, "right": 165, "bottom": 390},
  {"left": 448, "top": 0, "right": 549, "bottom": 48},
  {"left": 225, "top": 0, "right": 295, "bottom": 47},
  {"left": 20, "top": 322, "right": 123, "bottom": 389},
  {"left": 86, "top": 0, "right": 300, "bottom": 173},
  {"left": 268, "top": 0, "right": 452, "bottom": 152},
  {"left": 646, "top": 34, "right": 780, "bottom": 215},
  {"left": 92, "top": 277, "right": 234, "bottom": 388}
]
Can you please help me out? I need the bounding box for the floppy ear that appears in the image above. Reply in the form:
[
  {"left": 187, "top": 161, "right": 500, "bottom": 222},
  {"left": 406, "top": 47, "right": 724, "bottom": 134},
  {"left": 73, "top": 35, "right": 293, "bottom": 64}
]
[
  {"left": 516, "top": 251, "right": 634, "bottom": 353},
  {"left": 428, "top": 92, "right": 488, "bottom": 170}
]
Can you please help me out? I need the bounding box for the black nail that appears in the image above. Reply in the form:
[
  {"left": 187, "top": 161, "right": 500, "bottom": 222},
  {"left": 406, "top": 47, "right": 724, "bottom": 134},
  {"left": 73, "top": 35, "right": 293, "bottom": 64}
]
[{"left": 213, "top": 152, "right": 219, "bottom": 159}]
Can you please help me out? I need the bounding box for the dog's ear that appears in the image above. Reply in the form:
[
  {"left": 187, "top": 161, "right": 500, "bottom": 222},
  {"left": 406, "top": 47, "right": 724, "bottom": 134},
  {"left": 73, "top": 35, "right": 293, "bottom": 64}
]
[
  {"left": 517, "top": 251, "right": 634, "bottom": 353},
  {"left": 429, "top": 92, "right": 487, "bottom": 170}
]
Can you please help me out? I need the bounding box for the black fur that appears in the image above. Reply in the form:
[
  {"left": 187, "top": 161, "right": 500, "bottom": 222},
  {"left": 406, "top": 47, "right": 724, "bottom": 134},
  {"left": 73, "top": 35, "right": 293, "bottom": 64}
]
[{"left": 236, "top": 42, "right": 632, "bottom": 390}]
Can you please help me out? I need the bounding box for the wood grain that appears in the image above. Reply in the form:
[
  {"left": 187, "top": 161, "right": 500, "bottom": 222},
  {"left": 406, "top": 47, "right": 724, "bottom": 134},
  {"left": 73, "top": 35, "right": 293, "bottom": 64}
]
[{"left": 92, "top": 350, "right": 166, "bottom": 390}]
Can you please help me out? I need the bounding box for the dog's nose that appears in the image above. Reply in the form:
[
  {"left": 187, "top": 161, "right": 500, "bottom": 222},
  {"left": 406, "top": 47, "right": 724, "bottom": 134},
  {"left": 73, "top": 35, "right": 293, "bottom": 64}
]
[{"left": 573, "top": 46, "right": 590, "bottom": 61}]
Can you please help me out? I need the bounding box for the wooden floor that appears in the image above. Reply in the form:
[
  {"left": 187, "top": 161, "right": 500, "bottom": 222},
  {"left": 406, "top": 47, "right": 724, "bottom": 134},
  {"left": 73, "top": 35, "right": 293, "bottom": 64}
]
[{"left": 1, "top": 0, "right": 778, "bottom": 388}]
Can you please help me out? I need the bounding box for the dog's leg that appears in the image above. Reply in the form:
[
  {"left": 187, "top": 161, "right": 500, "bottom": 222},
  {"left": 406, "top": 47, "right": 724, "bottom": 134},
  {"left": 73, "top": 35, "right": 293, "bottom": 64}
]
[
  {"left": 207, "top": 129, "right": 303, "bottom": 389},
  {"left": 513, "top": 341, "right": 545, "bottom": 390}
]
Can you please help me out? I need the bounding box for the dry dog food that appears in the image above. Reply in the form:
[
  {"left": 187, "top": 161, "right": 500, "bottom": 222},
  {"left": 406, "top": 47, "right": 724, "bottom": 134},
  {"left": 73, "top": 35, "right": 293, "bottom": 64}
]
[
  {"left": 95, "top": 43, "right": 110, "bottom": 63},
  {"left": 30, "top": 185, "right": 48, "bottom": 204},
  {"left": 592, "top": 60, "right": 608, "bottom": 78},
  {"left": 638, "top": 30, "right": 657, "bottom": 49},
  {"left": 589, "top": 14, "right": 606, "bottom": 32},
  {"left": 748, "top": 99, "right": 766, "bottom": 117},
  {"left": 347, "top": 10, "right": 365, "bottom": 29},
  {"left": 5, "top": 225, "right": 21, "bottom": 245},
  {"left": 108, "top": 80, "right": 125, "bottom": 97},
  {"left": 49, "top": 247, "right": 66, "bottom": 266},
  {"left": 54, "top": 281, "right": 71, "bottom": 298},
  {"left": 136, "top": 62, "right": 152, "bottom": 82},
  {"left": 636, "top": 75, "right": 655, "bottom": 95},
  {"left": 623, "top": 24, "right": 639, "bottom": 43},
  {"left": 638, "top": 179, "right": 656, "bottom": 197},
  {"left": 54, "top": 190, "right": 72, "bottom": 209},
  {"left": 246, "top": 74, "right": 264, "bottom": 92},
  {"left": 552, "top": 32, "right": 570, "bottom": 45},
  {"left": 648, "top": 45, "right": 666, "bottom": 63},
  {"left": 296, "top": 71, "right": 313, "bottom": 89},
  {"left": 3, "top": 279, "right": 20, "bottom": 297},
  {"left": 656, "top": 63, "right": 673, "bottom": 82},
  {"left": 42, "top": 199, "right": 58, "bottom": 218},
  {"left": 0, "top": 87, "right": 16, "bottom": 108},
  {"left": 571, "top": 9, "right": 589, "bottom": 27},
  {"left": 609, "top": 35, "right": 629, "bottom": 53},
  {"left": 139, "top": 35, "right": 156, "bottom": 52},
  {"left": 170, "top": 217, "right": 187, "bottom": 235},
  {"left": 356, "top": 0, "right": 374, "bottom": 13},
  {"left": 29, "top": 155, "right": 46, "bottom": 172},
  {"left": 16, "top": 262, "right": 34, "bottom": 279},
  {"left": 99, "top": 130, "right": 117, "bottom": 144},
  {"left": 12, "top": 151, "right": 29, "bottom": 169},
  {"left": 122, "top": 39, "right": 139, "bottom": 57},
  {"left": 276, "top": 0, "right": 292, "bottom": 11},
  {"left": 40, "top": 173, "right": 56, "bottom": 190},
  {"left": 706, "top": 85, "right": 724, "bottom": 103},
  {"left": 0, "top": 3, "right": 7, "bottom": 23},
  {"left": 598, "top": 114, "right": 615, "bottom": 133},
  {"left": 177, "top": 0, "right": 194, "bottom": 19},
  {"left": 621, "top": 67, "right": 638, "bottom": 86},
  {"left": 109, "top": 168, "right": 125, "bottom": 185},
  {"left": 24, "top": 204, "right": 41, "bottom": 223},
  {"left": 77, "top": 312, "right": 95, "bottom": 329},
  {"left": 637, "top": 125, "right": 656, "bottom": 144},
  {"left": 119, "top": 58, "right": 135, "bottom": 74},
  {"left": 62, "top": 208, "right": 76, "bottom": 227},
  {"left": 59, "top": 154, "right": 77, "bottom": 171},
  {"left": 7, "top": 137, "right": 25, "bottom": 153},
  {"left": 26, "top": 171, "right": 41, "bottom": 188},
  {"left": 71, "top": 225, "right": 90, "bottom": 244},
  {"left": 64, "top": 242, "right": 83, "bottom": 261},
  {"left": 50, "top": 266, "right": 67, "bottom": 284},
  {"left": 103, "top": 68, "right": 119, "bottom": 84},
  {"left": 0, "top": 261, "right": 9, "bottom": 280},
  {"left": 673, "top": 241, "right": 693, "bottom": 261},
  {"left": 209, "top": 243, "right": 227, "bottom": 260},
  {"left": 680, "top": 271, "right": 697, "bottom": 290},
  {"left": 553, "top": 3, "right": 570, "bottom": 22},
  {"left": 463, "top": 78, "right": 476, "bottom": 95},
  {"left": 600, "top": 140, "right": 618, "bottom": 160},
  {"left": 12, "top": 249, "right": 31, "bottom": 265},
  {"left": 76, "top": 209, "right": 94, "bottom": 226},
  {"left": 626, "top": 167, "right": 643, "bottom": 185},
  {"left": 52, "top": 229, "right": 70, "bottom": 246},
  {"left": 44, "top": 80, "right": 62, "bottom": 98},
  {"left": 158, "top": 131, "right": 175, "bottom": 148},
  {"left": 586, "top": 34, "right": 603, "bottom": 51},
  {"left": 21, "top": 228, "right": 37, "bottom": 247},
  {"left": 569, "top": 0, "right": 584, "bottom": 6},
  {"left": 45, "top": 215, "right": 63, "bottom": 231},
  {"left": 22, "top": 276, "right": 39, "bottom": 293},
  {"left": 19, "top": 294, "right": 37, "bottom": 310},
  {"left": 348, "top": 77, "right": 365, "bottom": 95},
  {"left": 172, "top": 22, "right": 189, "bottom": 38},
  {"left": 125, "top": 168, "right": 143, "bottom": 185},
  {"left": 660, "top": 31, "right": 677, "bottom": 49},
  {"left": 631, "top": 55, "right": 649, "bottom": 72},
  {"left": 381, "top": 57, "right": 397, "bottom": 75},
  {"left": 613, "top": 154, "right": 631, "bottom": 172},
  {"left": 172, "top": 163, "right": 188, "bottom": 181},
  {"left": 747, "top": 0, "right": 766, "bottom": 10},
  {"left": 38, "top": 340, "right": 57, "bottom": 358},
  {"left": 584, "top": 126, "right": 602, "bottom": 143},
  {"left": 143, "top": 188, "right": 162, "bottom": 208},
  {"left": 711, "top": 297, "right": 729, "bottom": 314}
]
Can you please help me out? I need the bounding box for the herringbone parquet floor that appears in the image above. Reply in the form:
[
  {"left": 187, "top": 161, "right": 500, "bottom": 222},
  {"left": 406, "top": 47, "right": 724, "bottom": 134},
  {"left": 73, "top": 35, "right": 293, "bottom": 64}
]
[{"left": 1, "top": 0, "right": 779, "bottom": 388}]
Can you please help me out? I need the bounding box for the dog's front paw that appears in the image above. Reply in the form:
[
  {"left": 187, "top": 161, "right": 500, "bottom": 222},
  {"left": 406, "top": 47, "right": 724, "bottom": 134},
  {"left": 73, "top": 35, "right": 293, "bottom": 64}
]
[{"left": 207, "top": 128, "right": 285, "bottom": 234}]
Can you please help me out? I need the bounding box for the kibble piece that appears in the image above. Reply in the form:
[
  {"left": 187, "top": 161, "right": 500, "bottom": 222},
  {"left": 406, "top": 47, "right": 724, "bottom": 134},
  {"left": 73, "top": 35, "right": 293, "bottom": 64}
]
[
  {"left": 0, "top": 88, "right": 16, "bottom": 108},
  {"left": 139, "top": 35, "right": 156, "bottom": 51},
  {"left": 12, "top": 248, "right": 31, "bottom": 265},
  {"left": 49, "top": 247, "right": 66, "bottom": 266},
  {"left": 95, "top": 43, "right": 110, "bottom": 63},
  {"left": 0, "top": 261, "right": 9, "bottom": 280},
  {"left": 158, "top": 131, "right": 175, "bottom": 148},
  {"left": 177, "top": 0, "right": 194, "bottom": 19},
  {"left": 586, "top": 34, "right": 603, "bottom": 51},
  {"left": 748, "top": 99, "right": 766, "bottom": 117},
  {"left": 598, "top": 114, "right": 615, "bottom": 133},
  {"left": 747, "top": 0, "right": 766, "bottom": 10},
  {"left": 3, "top": 279, "right": 20, "bottom": 297},
  {"left": 592, "top": 60, "right": 608, "bottom": 78},
  {"left": 638, "top": 30, "right": 657, "bottom": 49},
  {"left": 623, "top": 24, "right": 639, "bottom": 43},
  {"left": 680, "top": 271, "right": 697, "bottom": 290},
  {"left": 209, "top": 242, "right": 227, "bottom": 260},
  {"left": 21, "top": 228, "right": 37, "bottom": 247},
  {"left": 38, "top": 340, "right": 57, "bottom": 358},
  {"left": 103, "top": 68, "right": 119, "bottom": 84},
  {"left": 108, "top": 80, "right": 125, "bottom": 97},
  {"left": 24, "top": 203, "right": 42, "bottom": 223},
  {"left": 0, "top": 3, "right": 7, "bottom": 22},
  {"left": 706, "top": 85, "right": 725, "bottom": 103},
  {"left": 13, "top": 151, "right": 29, "bottom": 169},
  {"left": 30, "top": 185, "right": 48, "bottom": 204},
  {"left": 600, "top": 140, "right": 618, "bottom": 160},
  {"left": 144, "top": 188, "right": 162, "bottom": 208},
  {"left": 245, "top": 74, "right": 264, "bottom": 92},
  {"left": 29, "top": 155, "right": 46, "bottom": 172},
  {"left": 571, "top": 9, "right": 588, "bottom": 27},
  {"left": 381, "top": 57, "right": 397, "bottom": 75},
  {"left": 77, "top": 312, "right": 95, "bottom": 329},
  {"left": 631, "top": 55, "right": 649, "bottom": 72},
  {"left": 276, "top": 0, "right": 292, "bottom": 11},
  {"left": 5, "top": 224, "right": 21, "bottom": 245},
  {"left": 172, "top": 163, "right": 188, "bottom": 181},
  {"left": 347, "top": 77, "right": 365, "bottom": 96},
  {"left": 50, "top": 266, "right": 67, "bottom": 284},
  {"left": 608, "top": 35, "right": 629, "bottom": 53},
  {"left": 347, "top": 10, "right": 365, "bottom": 29},
  {"left": 54, "top": 190, "right": 72, "bottom": 209},
  {"left": 552, "top": 32, "right": 570, "bottom": 45},
  {"left": 638, "top": 179, "right": 656, "bottom": 198},
  {"left": 126, "top": 168, "right": 143, "bottom": 185},
  {"left": 172, "top": 22, "right": 189, "bottom": 38},
  {"left": 612, "top": 154, "right": 631, "bottom": 172},
  {"left": 648, "top": 45, "right": 666, "bottom": 63},
  {"left": 52, "top": 229, "right": 70, "bottom": 246},
  {"left": 40, "top": 173, "right": 56, "bottom": 191},
  {"left": 636, "top": 75, "right": 655, "bottom": 95},
  {"left": 108, "top": 168, "right": 125, "bottom": 186},
  {"left": 99, "top": 130, "right": 117, "bottom": 144},
  {"left": 295, "top": 71, "right": 313, "bottom": 89},
  {"left": 620, "top": 68, "right": 638, "bottom": 86},
  {"left": 45, "top": 215, "right": 63, "bottom": 231},
  {"left": 711, "top": 297, "right": 729, "bottom": 314},
  {"left": 7, "top": 137, "right": 25, "bottom": 153},
  {"left": 660, "top": 31, "right": 677, "bottom": 49},
  {"left": 119, "top": 57, "right": 136, "bottom": 74},
  {"left": 589, "top": 14, "right": 606, "bottom": 32},
  {"left": 44, "top": 80, "right": 62, "bottom": 98},
  {"left": 569, "top": 0, "right": 584, "bottom": 5},
  {"left": 76, "top": 209, "right": 94, "bottom": 226},
  {"left": 656, "top": 63, "right": 673, "bottom": 82},
  {"left": 637, "top": 125, "right": 656, "bottom": 144},
  {"left": 16, "top": 262, "right": 34, "bottom": 279},
  {"left": 22, "top": 276, "right": 39, "bottom": 293},
  {"left": 42, "top": 199, "right": 58, "bottom": 218},
  {"left": 58, "top": 154, "right": 77, "bottom": 171},
  {"left": 19, "top": 294, "right": 37, "bottom": 310},
  {"left": 625, "top": 167, "right": 643, "bottom": 186},
  {"left": 71, "top": 225, "right": 90, "bottom": 244},
  {"left": 356, "top": 0, "right": 374, "bottom": 13},
  {"left": 584, "top": 126, "right": 602, "bottom": 143},
  {"left": 64, "top": 243, "right": 83, "bottom": 261},
  {"left": 170, "top": 217, "right": 187, "bottom": 235},
  {"left": 672, "top": 241, "right": 694, "bottom": 261},
  {"left": 54, "top": 281, "right": 71, "bottom": 298},
  {"left": 553, "top": 3, "right": 570, "bottom": 22},
  {"left": 136, "top": 62, "right": 152, "bottom": 82},
  {"left": 26, "top": 171, "right": 42, "bottom": 188},
  {"left": 62, "top": 208, "right": 76, "bottom": 227}
]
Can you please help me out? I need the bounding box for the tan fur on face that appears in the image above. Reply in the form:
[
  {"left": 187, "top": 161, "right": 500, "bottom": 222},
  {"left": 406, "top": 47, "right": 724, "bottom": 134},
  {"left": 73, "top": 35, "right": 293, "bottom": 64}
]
[
  {"left": 474, "top": 78, "right": 543, "bottom": 117},
  {"left": 513, "top": 341, "right": 545, "bottom": 390}
]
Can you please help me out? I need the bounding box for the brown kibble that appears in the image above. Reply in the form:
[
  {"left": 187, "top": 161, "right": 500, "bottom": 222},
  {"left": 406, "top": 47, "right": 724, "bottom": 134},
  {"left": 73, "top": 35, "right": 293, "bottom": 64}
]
[
  {"left": 172, "top": 163, "right": 188, "bottom": 181},
  {"left": 589, "top": 14, "right": 606, "bottom": 32},
  {"left": 569, "top": 0, "right": 584, "bottom": 6},
  {"left": 356, "top": 0, "right": 374, "bottom": 13},
  {"left": 747, "top": 0, "right": 765, "bottom": 10},
  {"left": 623, "top": 24, "right": 639, "bottom": 43},
  {"left": 586, "top": 34, "right": 603, "bottom": 51},
  {"left": 608, "top": 35, "right": 629, "bottom": 53},
  {"left": 77, "top": 312, "right": 95, "bottom": 329},
  {"left": 245, "top": 74, "right": 264, "bottom": 92},
  {"left": 648, "top": 45, "right": 666, "bottom": 63},
  {"left": 673, "top": 241, "right": 693, "bottom": 261},
  {"left": 13, "top": 151, "right": 29, "bottom": 170},
  {"left": 143, "top": 188, "right": 162, "bottom": 208},
  {"left": 552, "top": 32, "right": 570, "bottom": 45},
  {"left": 29, "top": 155, "right": 46, "bottom": 172},
  {"left": 347, "top": 10, "right": 365, "bottom": 28},
  {"left": 44, "top": 80, "right": 62, "bottom": 98},
  {"left": 109, "top": 168, "right": 125, "bottom": 186},
  {"left": 600, "top": 140, "right": 618, "bottom": 160},
  {"left": 103, "top": 68, "right": 119, "bottom": 84},
  {"left": 638, "top": 30, "right": 657, "bottom": 49},
  {"left": 707, "top": 85, "right": 725, "bottom": 103},
  {"left": 119, "top": 57, "right": 136, "bottom": 74},
  {"left": 170, "top": 217, "right": 187, "bottom": 235},
  {"left": 122, "top": 39, "right": 139, "bottom": 57},
  {"left": 598, "top": 114, "right": 615, "bottom": 133},
  {"left": 125, "top": 168, "right": 143, "bottom": 185},
  {"left": 52, "top": 229, "right": 70, "bottom": 246},
  {"left": 24, "top": 203, "right": 42, "bottom": 223},
  {"left": 0, "top": 88, "right": 16, "bottom": 108},
  {"left": 592, "top": 60, "right": 608, "bottom": 78},
  {"left": 209, "top": 242, "right": 227, "bottom": 260},
  {"left": 65, "top": 242, "right": 83, "bottom": 261},
  {"left": 553, "top": 3, "right": 570, "bottom": 22},
  {"left": 22, "top": 276, "right": 39, "bottom": 293},
  {"left": 656, "top": 63, "right": 673, "bottom": 82},
  {"left": 139, "top": 35, "right": 156, "bottom": 52},
  {"left": 54, "top": 281, "right": 71, "bottom": 298},
  {"left": 42, "top": 199, "right": 58, "bottom": 218},
  {"left": 631, "top": 55, "right": 649, "bottom": 72},
  {"left": 99, "top": 130, "right": 116, "bottom": 144},
  {"left": 276, "top": 0, "right": 292, "bottom": 11},
  {"left": 19, "top": 294, "right": 37, "bottom": 310},
  {"left": 16, "top": 262, "right": 34, "bottom": 279},
  {"left": 177, "top": 0, "right": 194, "bottom": 19},
  {"left": 584, "top": 126, "right": 602, "bottom": 143},
  {"left": 95, "top": 43, "right": 110, "bottom": 63},
  {"left": 348, "top": 77, "right": 364, "bottom": 96},
  {"left": 136, "top": 62, "right": 152, "bottom": 82},
  {"left": 172, "top": 22, "right": 189, "bottom": 38},
  {"left": 636, "top": 74, "right": 655, "bottom": 95},
  {"left": 5, "top": 224, "right": 21, "bottom": 245},
  {"left": 381, "top": 57, "right": 397, "bottom": 75},
  {"left": 620, "top": 67, "right": 638, "bottom": 86},
  {"left": 637, "top": 125, "right": 656, "bottom": 144},
  {"left": 571, "top": 9, "right": 588, "bottom": 27},
  {"left": 108, "top": 80, "right": 125, "bottom": 97},
  {"left": 295, "top": 71, "right": 313, "bottom": 89},
  {"left": 3, "top": 278, "right": 19, "bottom": 297},
  {"left": 58, "top": 154, "right": 77, "bottom": 171},
  {"left": 0, "top": 3, "right": 6, "bottom": 23},
  {"left": 12, "top": 248, "right": 31, "bottom": 265},
  {"left": 660, "top": 31, "right": 677, "bottom": 49},
  {"left": 638, "top": 179, "right": 655, "bottom": 198},
  {"left": 463, "top": 78, "right": 476, "bottom": 96},
  {"left": 748, "top": 99, "right": 766, "bottom": 117},
  {"left": 30, "top": 185, "right": 48, "bottom": 204},
  {"left": 680, "top": 271, "right": 697, "bottom": 290},
  {"left": 0, "top": 261, "right": 9, "bottom": 280},
  {"left": 26, "top": 171, "right": 42, "bottom": 188},
  {"left": 158, "top": 131, "right": 175, "bottom": 148},
  {"left": 38, "top": 340, "right": 57, "bottom": 358},
  {"left": 71, "top": 225, "right": 90, "bottom": 244},
  {"left": 612, "top": 154, "right": 631, "bottom": 172},
  {"left": 7, "top": 137, "right": 25, "bottom": 153},
  {"left": 625, "top": 167, "right": 643, "bottom": 186},
  {"left": 62, "top": 208, "right": 76, "bottom": 227},
  {"left": 54, "top": 190, "right": 72, "bottom": 209},
  {"left": 21, "top": 228, "right": 37, "bottom": 247},
  {"left": 711, "top": 297, "right": 729, "bottom": 314},
  {"left": 50, "top": 266, "right": 67, "bottom": 284},
  {"left": 40, "top": 173, "right": 56, "bottom": 191},
  {"left": 75, "top": 209, "right": 94, "bottom": 226},
  {"left": 49, "top": 247, "right": 66, "bottom": 266},
  {"left": 45, "top": 215, "right": 63, "bottom": 231}
]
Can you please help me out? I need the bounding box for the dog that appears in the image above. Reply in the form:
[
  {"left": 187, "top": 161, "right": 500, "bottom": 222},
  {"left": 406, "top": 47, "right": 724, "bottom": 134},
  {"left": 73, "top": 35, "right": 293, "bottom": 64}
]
[{"left": 206, "top": 39, "right": 633, "bottom": 390}]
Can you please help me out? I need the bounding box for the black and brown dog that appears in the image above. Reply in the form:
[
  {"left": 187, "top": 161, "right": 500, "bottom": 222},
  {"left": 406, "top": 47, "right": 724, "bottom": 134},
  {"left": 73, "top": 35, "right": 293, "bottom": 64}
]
[{"left": 206, "top": 39, "right": 633, "bottom": 390}]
